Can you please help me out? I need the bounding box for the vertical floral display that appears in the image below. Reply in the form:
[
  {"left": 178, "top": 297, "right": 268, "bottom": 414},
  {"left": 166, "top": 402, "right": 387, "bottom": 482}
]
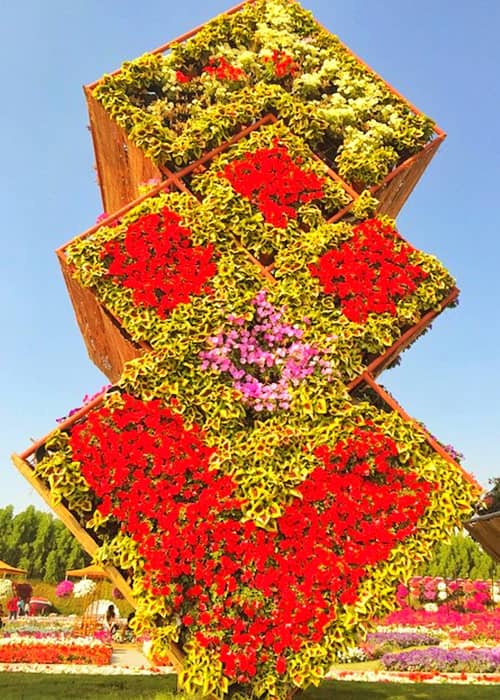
[{"left": 12, "top": 1, "right": 481, "bottom": 699}]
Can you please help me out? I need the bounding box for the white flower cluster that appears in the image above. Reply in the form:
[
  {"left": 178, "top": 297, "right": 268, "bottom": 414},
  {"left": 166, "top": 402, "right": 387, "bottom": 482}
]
[
  {"left": 72, "top": 578, "right": 97, "bottom": 598},
  {"left": 0, "top": 579, "right": 13, "bottom": 600},
  {"left": 335, "top": 645, "right": 367, "bottom": 663},
  {"left": 423, "top": 602, "right": 439, "bottom": 612},
  {"left": 437, "top": 581, "right": 448, "bottom": 600}
]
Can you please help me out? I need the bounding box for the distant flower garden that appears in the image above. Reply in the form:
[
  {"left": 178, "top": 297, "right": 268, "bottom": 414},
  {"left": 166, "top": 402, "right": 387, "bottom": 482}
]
[
  {"left": 0, "top": 635, "right": 111, "bottom": 665},
  {"left": 381, "top": 646, "right": 500, "bottom": 674},
  {"left": 396, "top": 576, "right": 500, "bottom": 613}
]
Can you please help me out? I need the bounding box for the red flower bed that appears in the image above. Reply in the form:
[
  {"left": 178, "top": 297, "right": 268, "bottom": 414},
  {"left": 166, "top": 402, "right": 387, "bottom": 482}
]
[
  {"left": 101, "top": 206, "right": 217, "bottom": 318},
  {"left": 0, "top": 638, "right": 112, "bottom": 665},
  {"left": 309, "top": 218, "right": 428, "bottom": 323},
  {"left": 380, "top": 607, "right": 500, "bottom": 642},
  {"left": 220, "top": 142, "right": 325, "bottom": 228}
]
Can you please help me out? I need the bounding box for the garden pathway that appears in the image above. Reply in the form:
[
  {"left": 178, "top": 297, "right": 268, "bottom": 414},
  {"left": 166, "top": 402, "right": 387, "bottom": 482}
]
[
  {"left": 110, "top": 642, "right": 174, "bottom": 673},
  {"left": 111, "top": 643, "right": 150, "bottom": 668}
]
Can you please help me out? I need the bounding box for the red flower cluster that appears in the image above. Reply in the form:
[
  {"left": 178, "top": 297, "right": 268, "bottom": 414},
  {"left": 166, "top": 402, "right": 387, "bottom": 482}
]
[
  {"left": 202, "top": 56, "right": 246, "bottom": 81},
  {"left": 0, "top": 638, "right": 112, "bottom": 665},
  {"left": 176, "top": 70, "right": 193, "bottom": 83},
  {"left": 101, "top": 206, "right": 217, "bottom": 318},
  {"left": 69, "top": 399, "right": 433, "bottom": 683},
  {"left": 263, "top": 49, "right": 300, "bottom": 78},
  {"left": 309, "top": 218, "right": 428, "bottom": 323},
  {"left": 221, "top": 142, "right": 325, "bottom": 228},
  {"left": 69, "top": 394, "right": 219, "bottom": 526}
]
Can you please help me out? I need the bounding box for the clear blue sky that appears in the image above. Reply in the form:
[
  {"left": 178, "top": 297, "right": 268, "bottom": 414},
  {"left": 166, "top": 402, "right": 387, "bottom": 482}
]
[{"left": 0, "top": 0, "right": 498, "bottom": 513}]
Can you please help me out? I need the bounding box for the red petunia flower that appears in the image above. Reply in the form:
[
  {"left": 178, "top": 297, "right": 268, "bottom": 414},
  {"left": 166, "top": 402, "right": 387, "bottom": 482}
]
[
  {"left": 309, "top": 218, "right": 428, "bottom": 323},
  {"left": 221, "top": 142, "right": 325, "bottom": 228},
  {"left": 101, "top": 206, "right": 217, "bottom": 318}
]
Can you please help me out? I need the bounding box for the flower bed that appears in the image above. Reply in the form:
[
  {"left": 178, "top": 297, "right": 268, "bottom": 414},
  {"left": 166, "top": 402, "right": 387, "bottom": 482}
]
[
  {"left": 397, "top": 576, "right": 500, "bottom": 613},
  {"left": 378, "top": 608, "right": 500, "bottom": 642},
  {"left": 0, "top": 634, "right": 112, "bottom": 665},
  {"left": 381, "top": 646, "right": 500, "bottom": 674},
  {"left": 361, "top": 631, "right": 443, "bottom": 659},
  {"left": 1, "top": 618, "right": 75, "bottom": 636},
  {"left": 326, "top": 667, "right": 500, "bottom": 684}
]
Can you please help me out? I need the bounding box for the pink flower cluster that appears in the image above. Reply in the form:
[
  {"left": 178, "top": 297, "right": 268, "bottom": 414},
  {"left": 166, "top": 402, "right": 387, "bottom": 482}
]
[
  {"left": 199, "top": 290, "right": 335, "bottom": 411},
  {"left": 55, "top": 580, "right": 74, "bottom": 598},
  {"left": 398, "top": 576, "right": 500, "bottom": 613},
  {"left": 56, "top": 385, "right": 111, "bottom": 424},
  {"left": 379, "top": 607, "right": 500, "bottom": 642}
]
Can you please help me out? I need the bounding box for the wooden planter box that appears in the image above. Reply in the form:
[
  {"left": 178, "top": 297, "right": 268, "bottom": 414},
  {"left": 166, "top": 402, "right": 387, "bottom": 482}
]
[
  {"left": 84, "top": 0, "right": 445, "bottom": 215},
  {"left": 57, "top": 155, "right": 458, "bottom": 384},
  {"left": 464, "top": 511, "right": 500, "bottom": 562},
  {"left": 58, "top": 256, "right": 147, "bottom": 383},
  {"left": 11, "top": 395, "right": 130, "bottom": 598},
  {"left": 10, "top": 375, "right": 478, "bottom": 676},
  {"left": 57, "top": 173, "right": 190, "bottom": 383}
]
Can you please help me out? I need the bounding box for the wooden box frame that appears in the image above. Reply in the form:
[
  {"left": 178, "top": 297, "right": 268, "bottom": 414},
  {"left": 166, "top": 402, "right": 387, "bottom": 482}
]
[
  {"left": 464, "top": 512, "right": 500, "bottom": 562},
  {"left": 57, "top": 154, "right": 459, "bottom": 384},
  {"left": 83, "top": 0, "right": 445, "bottom": 215},
  {"left": 11, "top": 393, "right": 186, "bottom": 669}
]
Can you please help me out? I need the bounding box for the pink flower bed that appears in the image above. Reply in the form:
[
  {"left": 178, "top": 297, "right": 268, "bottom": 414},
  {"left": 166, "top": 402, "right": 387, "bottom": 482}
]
[
  {"left": 396, "top": 577, "right": 500, "bottom": 613},
  {"left": 379, "top": 607, "right": 500, "bottom": 641}
]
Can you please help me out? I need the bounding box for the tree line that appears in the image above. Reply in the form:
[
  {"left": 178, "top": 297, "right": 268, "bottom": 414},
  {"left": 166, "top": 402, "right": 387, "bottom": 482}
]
[
  {"left": 419, "top": 530, "right": 500, "bottom": 580},
  {"left": 0, "top": 505, "right": 498, "bottom": 583},
  {"left": 0, "top": 505, "right": 87, "bottom": 582}
]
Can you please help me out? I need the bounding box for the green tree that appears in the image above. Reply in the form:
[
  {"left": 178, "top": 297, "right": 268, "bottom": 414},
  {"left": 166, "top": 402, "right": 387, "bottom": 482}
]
[
  {"left": 44, "top": 550, "right": 60, "bottom": 583},
  {"left": 7, "top": 505, "right": 39, "bottom": 574},
  {"left": 0, "top": 505, "right": 87, "bottom": 581},
  {"left": 31, "top": 512, "right": 56, "bottom": 579},
  {"left": 52, "top": 523, "right": 87, "bottom": 581},
  {"left": 0, "top": 505, "right": 14, "bottom": 560},
  {"left": 420, "top": 530, "right": 500, "bottom": 579}
]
